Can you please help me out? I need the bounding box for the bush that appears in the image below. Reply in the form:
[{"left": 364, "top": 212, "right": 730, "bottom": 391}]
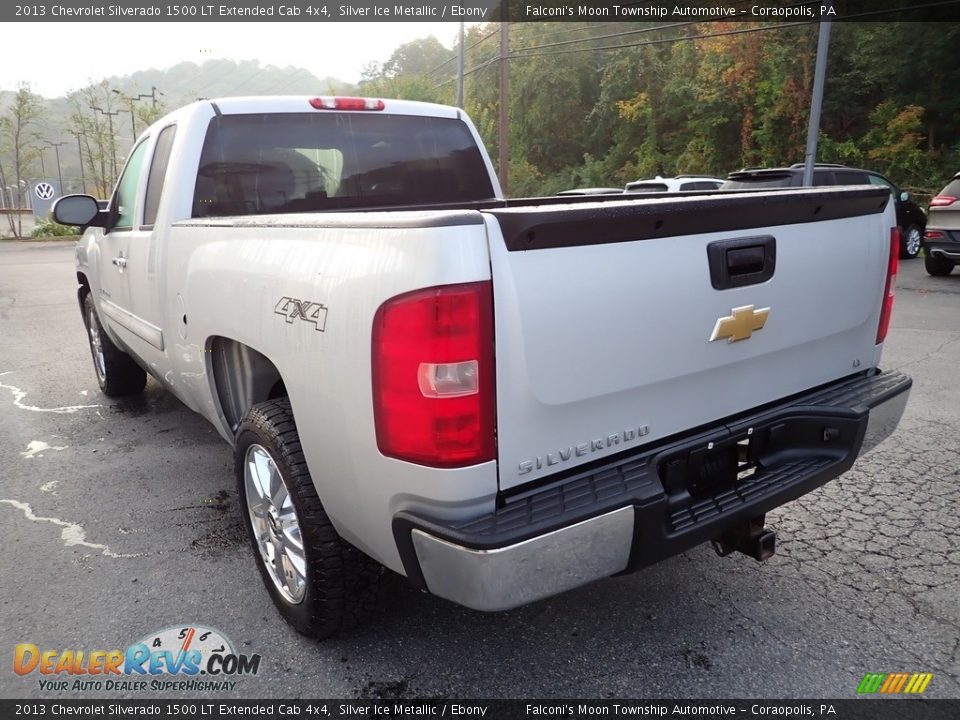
[{"left": 30, "top": 220, "right": 79, "bottom": 238}]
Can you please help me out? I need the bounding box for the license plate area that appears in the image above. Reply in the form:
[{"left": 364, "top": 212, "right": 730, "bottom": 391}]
[
  {"left": 660, "top": 437, "right": 753, "bottom": 500},
  {"left": 657, "top": 414, "right": 859, "bottom": 503}
]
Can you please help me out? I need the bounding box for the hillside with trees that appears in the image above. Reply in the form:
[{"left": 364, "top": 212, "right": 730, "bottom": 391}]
[
  {"left": 360, "top": 21, "right": 960, "bottom": 199},
  {"left": 0, "top": 59, "right": 353, "bottom": 226}
]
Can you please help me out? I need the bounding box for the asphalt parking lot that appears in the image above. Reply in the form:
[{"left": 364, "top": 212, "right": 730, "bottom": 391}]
[{"left": 1, "top": 239, "right": 958, "bottom": 700}]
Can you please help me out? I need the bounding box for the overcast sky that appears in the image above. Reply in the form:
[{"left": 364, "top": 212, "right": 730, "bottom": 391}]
[{"left": 2, "top": 22, "right": 467, "bottom": 98}]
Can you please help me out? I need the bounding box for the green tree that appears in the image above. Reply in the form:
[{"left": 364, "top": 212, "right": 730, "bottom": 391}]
[{"left": 0, "top": 83, "right": 43, "bottom": 237}]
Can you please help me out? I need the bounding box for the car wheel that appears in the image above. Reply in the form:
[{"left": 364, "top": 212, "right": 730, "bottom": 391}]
[
  {"left": 924, "top": 253, "right": 954, "bottom": 277},
  {"left": 900, "top": 225, "right": 922, "bottom": 259},
  {"left": 82, "top": 292, "right": 147, "bottom": 397},
  {"left": 235, "top": 398, "right": 385, "bottom": 638}
]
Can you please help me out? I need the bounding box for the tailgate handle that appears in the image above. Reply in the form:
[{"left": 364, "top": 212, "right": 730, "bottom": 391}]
[{"left": 708, "top": 235, "right": 776, "bottom": 290}]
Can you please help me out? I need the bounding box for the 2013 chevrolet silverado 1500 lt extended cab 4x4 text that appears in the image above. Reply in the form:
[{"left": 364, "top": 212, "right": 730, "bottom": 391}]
[{"left": 53, "top": 96, "right": 911, "bottom": 638}]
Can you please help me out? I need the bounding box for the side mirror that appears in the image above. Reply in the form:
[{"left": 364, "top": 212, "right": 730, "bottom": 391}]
[
  {"left": 900, "top": 190, "right": 910, "bottom": 202},
  {"left": 52, "top": 194, "right": 106, "bottom": 228}
]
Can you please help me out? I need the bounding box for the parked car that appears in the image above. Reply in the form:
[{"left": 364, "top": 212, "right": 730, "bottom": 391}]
[
  {"left": 556, "top": 187, "right": 624, "bottom": 196},
  {"left": 922, "top": 172, "right": 960, "bottom": 276},
  {"left": 722, "top": 164, "right": 926, "bottom": 259},
  {"left": 625, "top": 175, "right": 725, "bottom": 193}
]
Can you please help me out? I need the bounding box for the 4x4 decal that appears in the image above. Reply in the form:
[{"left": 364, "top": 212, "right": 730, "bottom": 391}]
[{"left": 274, "top": 297, "right": 328, "bottom": 332}]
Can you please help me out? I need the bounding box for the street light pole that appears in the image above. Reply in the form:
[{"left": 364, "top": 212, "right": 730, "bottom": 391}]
[
  {"left": 69, "top": 131, "right": 88, "bottom": 194},
  {"left": 114, "top": 87, "right": 164, "bottom": 140},
  {"left": 44, "top": 141, "right": 66, "bottom": 194},
  {"left": 90, "top": 105, "right": 120, "bottom": 181}
]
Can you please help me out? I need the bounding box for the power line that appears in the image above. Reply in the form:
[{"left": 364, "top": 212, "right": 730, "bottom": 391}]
[
  {"left": 422, "top": 27, "right": 500, "bottom": 80},
  {"left": 509, "top": 21, "right": 813, "bottom": 60},
  {"left": 510, "top": 22, "right": 697, "bottom": 53}
]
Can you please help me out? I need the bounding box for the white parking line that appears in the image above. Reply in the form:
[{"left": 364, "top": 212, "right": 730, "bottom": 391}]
[
  {"left": 21, "top": 440, "right": 68, "bottom": 459},
  {"left": 0, "top": 372, "right": 100, "bottom": 413},
  {"left": 0, "top": 499, "right": 137, "bottom": 559}
]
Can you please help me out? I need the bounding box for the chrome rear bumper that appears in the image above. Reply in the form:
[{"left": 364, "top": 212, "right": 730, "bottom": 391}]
[{"left": 397, "top": 370, "right": 911, "bottom": 612}]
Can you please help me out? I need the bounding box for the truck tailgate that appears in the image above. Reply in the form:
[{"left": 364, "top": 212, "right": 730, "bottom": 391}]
[{"left": 485, "top": 187, "right": 893, "bottom": 490}]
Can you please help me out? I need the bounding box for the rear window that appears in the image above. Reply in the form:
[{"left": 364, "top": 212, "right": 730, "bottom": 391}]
[
  {"left": 938, "top": 177, "right": 960, "bottom": 197},
  {"left": 192, "top": 112, "right": 495, "bottom": 217},
  {"left": 722, "top": 175, "right": 792, "bottom": 190},
  {"left": 680, "top": 181, "right": 721, "bottom": 191},
  {"left": 625, "top": 183, "right": 669, "bottom": 192}
]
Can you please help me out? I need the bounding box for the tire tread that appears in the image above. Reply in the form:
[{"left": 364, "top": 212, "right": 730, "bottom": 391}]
[{"left": 236, "top": 398, "right": 385, "bottom": 639}]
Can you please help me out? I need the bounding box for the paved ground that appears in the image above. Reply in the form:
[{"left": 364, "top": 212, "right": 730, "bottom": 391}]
[{"left": 0, "top": 240, "right": 957, "bottom": 700}]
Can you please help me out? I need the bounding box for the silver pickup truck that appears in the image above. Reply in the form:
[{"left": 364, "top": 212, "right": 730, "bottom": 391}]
[{"left": 53, "top": 96, "right": 911, "bottom": 638}]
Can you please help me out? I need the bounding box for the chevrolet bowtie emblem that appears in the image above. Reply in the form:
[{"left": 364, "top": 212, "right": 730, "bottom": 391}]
[{"left": 710, "top": 304, "right": 770, "bottom": 343}]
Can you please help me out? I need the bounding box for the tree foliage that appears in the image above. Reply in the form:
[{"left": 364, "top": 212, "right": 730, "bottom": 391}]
[
  {"left": 359, "top": 21, "right": 959, "bottom": 198},
  {"left": 0, "top": 83, "right": 42, "bottom": 237}
]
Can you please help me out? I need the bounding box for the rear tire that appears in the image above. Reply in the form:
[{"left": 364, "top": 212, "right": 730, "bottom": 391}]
[
  {"left": 82, "top": 292, "right": 147, "bottom": 397},
  {"left": 235, "top": 398, "right": 385, "bottom": 639},
  {"left": 900, "top": 224, "right": 922, "bottom": 259},
  {"left": 924, "top": 253, "right": 954, "bottom": 277}
]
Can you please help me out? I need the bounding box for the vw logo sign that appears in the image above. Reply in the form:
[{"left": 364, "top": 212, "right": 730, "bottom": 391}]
[{"left": 35, "top": 182, "right": 55, "bottom": 200}]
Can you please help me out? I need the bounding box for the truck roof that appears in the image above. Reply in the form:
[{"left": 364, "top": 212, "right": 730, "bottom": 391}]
[{"left": 195, "top": 95, "right": 461, "bottom": 119}]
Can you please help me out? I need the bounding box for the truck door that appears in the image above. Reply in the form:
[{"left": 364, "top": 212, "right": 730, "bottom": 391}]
[
  {"left": 96, "top": 139, "right": 160, "bottom": 357},
  {"left": 121, "top": 123, "right": 178, "bottom": 369}
]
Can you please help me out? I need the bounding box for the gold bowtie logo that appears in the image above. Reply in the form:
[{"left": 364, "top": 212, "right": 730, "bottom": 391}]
[{"left": 710, "top": 304, "right": 770, "bottom": 343}]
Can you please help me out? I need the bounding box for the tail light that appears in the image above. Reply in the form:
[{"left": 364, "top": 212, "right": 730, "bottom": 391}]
[
  {"left": 309, "top": 97, "right": 385, "bottom": 111},
  {"left": 929, "top": 195, "right": 957, "bottom": 207},
  {"left": 876, "top": 228, "right": 899, "bottom": 344},
  {"left": 372, "top": 282, "right": 496, "bottom": 468},
  {"left": 924, "top": 230, "right": 945, "bottom": 240}
]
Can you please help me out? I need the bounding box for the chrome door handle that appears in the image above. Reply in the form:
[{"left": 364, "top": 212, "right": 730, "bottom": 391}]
[{"left": 112, "top": 256, "right": 127, "bottom": 269}]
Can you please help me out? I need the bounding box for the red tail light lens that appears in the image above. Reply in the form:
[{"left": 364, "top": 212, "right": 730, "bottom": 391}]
[
  {"left": 309, "top": 97, "right": 385, "bottom": 111},
  {"left": 924, "top": 230, "right": 945, "bottom": 239},
  {"left": 929, "top": 195, "right": 957, "bottom": 207},
  {"left": 372, "top": 282, "right": 495, "bottom": 468},
  {"left": 876, "top": 228, "right": 899, "bottom": 344}
]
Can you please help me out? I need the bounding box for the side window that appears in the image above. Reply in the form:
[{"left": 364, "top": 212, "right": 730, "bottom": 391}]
[
  {"left": 867, "top": 173, "right": 898, "bottom": 196},
  {"left": 812, "top": 170, "right": 834, "bottom": 185},
  {"left": 111, "top": 140, "right": 150, "bottom": 230},
  {"left": 142, "top": 124, "right": 177, "bottom": 228},
  {"left": 835, "top": 171, "right": 870, "bottom": 185}
]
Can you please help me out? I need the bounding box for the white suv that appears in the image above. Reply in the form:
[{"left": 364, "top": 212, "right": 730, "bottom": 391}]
[{"left": 625, "top": 175, "right": 725, "bottom": 193}]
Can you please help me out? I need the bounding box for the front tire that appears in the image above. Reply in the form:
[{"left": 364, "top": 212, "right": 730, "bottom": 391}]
[
  {"left": 82, "top": 292, "right": 147, "bottom": 397},
  {"left": 900, "top": 224, "right": 922, "bottom": 259},
  {"left": 925, "top": 253, "right": 954, "bottom": 277},
  {"left": 235, "top": 398, "right": 385, "bottom": 638}
]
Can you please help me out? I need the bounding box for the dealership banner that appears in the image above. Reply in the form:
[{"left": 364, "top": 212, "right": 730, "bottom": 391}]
[
  {"left": 5, "top": 0, "right": 960, "bottom": 23},
  {"left": 0, "top": 700, "right": 958, "bottom": 719}
]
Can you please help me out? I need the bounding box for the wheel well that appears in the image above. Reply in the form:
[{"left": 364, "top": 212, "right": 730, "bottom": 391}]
[
  {"left": 208, "top": 337, "right": 286, "bottom": 433},
  {"left": 77, "top": 272, "right": 91, "bottom": 312}
]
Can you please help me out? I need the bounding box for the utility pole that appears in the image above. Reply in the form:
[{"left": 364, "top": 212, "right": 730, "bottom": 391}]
[
  {"left": 498, "top": 22, "right": 509, "bottom": 197},
  {"left": 456, "top": 22, "right": 465, "bottom": 109},
  {"left": 68, "top": 130, "right": 88, "bottom": 194},
  {"left": 803, "top": 7, "right": 833, "bottom": 186},
  {"left": 150, "top": 86, "right": 164, "bottom": 109},
  {"left": 43, "top": 141, "right": 66, "bottom": 194},
  {"left": 90, "top": 105, "right": 120, "bottom": 181}
]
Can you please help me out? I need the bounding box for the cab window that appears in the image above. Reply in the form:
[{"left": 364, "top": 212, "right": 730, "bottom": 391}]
[
  {"left": 142, "top": 125, "right": 177, "bottom": 228},
  {"left": 110, "top": 140, "right": 150, "bottom": 230}
]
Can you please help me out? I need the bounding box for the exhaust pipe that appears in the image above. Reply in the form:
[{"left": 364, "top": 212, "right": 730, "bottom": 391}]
[{"left": 711, "top": 515, "right": 777, "bottom": 562}]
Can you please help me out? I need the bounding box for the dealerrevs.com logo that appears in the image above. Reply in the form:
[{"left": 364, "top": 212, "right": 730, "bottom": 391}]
[{"left": 14, "top": 624, "right": 261, "bottom": 693}]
